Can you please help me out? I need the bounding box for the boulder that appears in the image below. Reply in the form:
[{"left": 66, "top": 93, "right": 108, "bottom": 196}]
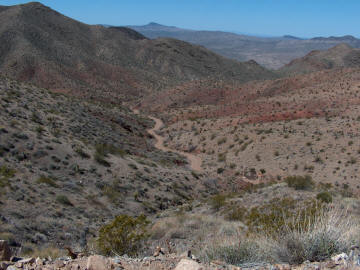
[
  {"left": 331, "top": 252, "right": 349, "bottom": 265},
  {"left": 0, "top": 240, "right": 11, "bottom": 261},
  {"left": 35, "top": 257, "right": 44, "bottom": 266},
  {"left": 15, "top": 257, "right": 35, "bottom": 268},
  {"left": 86, "top": 255, "right": 112, "bottom": 270},
  {"left": 0, "top": 261, "right": 12, "bottom": 270},
  {"left": 174, "top": 259, "right": 202, "bottom": 270},
  {"left": 6, "top": 266, "right": 20, "bottom": 270}
]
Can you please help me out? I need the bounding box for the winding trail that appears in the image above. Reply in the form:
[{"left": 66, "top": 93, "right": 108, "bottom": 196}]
[{"left": 133, "top": 109, "right": 203, "bottom": 172}]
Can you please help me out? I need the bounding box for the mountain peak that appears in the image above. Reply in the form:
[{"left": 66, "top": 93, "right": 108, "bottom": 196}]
[
  {"left": 283, "top": 35, "right": 303, "bottom": 40},
  {"left": 20, "top": 1, "right": 48, "bottom": 8},
  {"left": 147, "top": 22, "right": 163, "bottom": 27}
]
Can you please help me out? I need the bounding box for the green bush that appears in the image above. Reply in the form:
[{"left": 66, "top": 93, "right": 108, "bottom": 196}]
[
  {"left": 285, "top": 175, "right": 314, "bottom": 190},
  {"left": 97, "top": 214, "right": 150, "bottom": 256},
  {"left": 316, "top": 191, "right": 333, "bottom": 203}
]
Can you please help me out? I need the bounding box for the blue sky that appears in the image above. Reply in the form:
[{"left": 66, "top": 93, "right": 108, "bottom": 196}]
[{"left": 1, "top": 0, "right": 359, "bottom": 38}]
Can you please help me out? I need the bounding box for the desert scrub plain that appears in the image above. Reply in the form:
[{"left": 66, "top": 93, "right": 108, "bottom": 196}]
[
  {"left": 0, "top": 76, "right": 210, "bottom": 251},
  {"left": 146, "top": 67, "right": 360, "bottom": 193},
  {"left": 161, "top": 110, "right": 360, "bottom": 190}
]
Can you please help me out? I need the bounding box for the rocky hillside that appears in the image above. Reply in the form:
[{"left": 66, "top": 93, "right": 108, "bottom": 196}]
[
  {"left": 0, "top": 76, "right": 209, "bottom": 250},
  {"left": 0, "top": 2, "right": 275, "bottom": 104},
  {"left": 280, "top": 44, "right": 360, "bottom": 74},
  {"left": 129, "top": 22, "right": 360, "bottom": 69}
]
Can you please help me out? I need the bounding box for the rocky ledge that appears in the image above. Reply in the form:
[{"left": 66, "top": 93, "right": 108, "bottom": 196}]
[{"left": 1, "top": 241, "right": 360, "bottom": 270}]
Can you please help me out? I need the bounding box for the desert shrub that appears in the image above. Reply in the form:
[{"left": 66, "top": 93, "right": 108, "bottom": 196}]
[
  {"left": 316, "top": 191, "right": 333, "bottom": 203},
  {"left": 245, "top": 198, "right": 322, "bottom": 236},
  {"left": 225, "top": 206, "right": 247, "bottom": 221},
  {"left": 36, "top": 176, "right": 58, "bottom": 188},
  {"left": 209, "top": 194, "right": 227, "bottom": 211},
  {"left": 35, "top": 125, "right": 45, "bottom": 134},
  {"left": 56, "top": 195, "right": 73, "bottom": 206},
  {"left": 94, "top": 152, "right": 111, "bottom": 167},
  {"left": 218, "top": 153, "right": 226, "bottom": 162},
  {"left": 191, "top": 171, "right": 199, "bottom": 179},
  {"left": 97, "top": 214, "right": 150, "bottom": 256},
  {"left": 272, "top": 207, "right": 359, "bottom": 264},
  {"left": 95, "top": 143, "right": 126, "bottom": 158},
  {"left": 217, "top": 167, "right": 225, "bottom": 174},
  {"left": 75, "top": 147, "right": 90, "bottom": 159},
  {"left": 205, "top": 240, "right": 261, "bottom": 265},
  {"left": 285, "top": 175, "right": 314, "bottom": 190},
  {"left": 128, "top": 163, "right": 138, "bottom": 170},
  {"left": 94, "top": 143, "right": 126, "bottom": 167},
  {"left": 0, "top": 165, "right": 15, "bottom": 188}
]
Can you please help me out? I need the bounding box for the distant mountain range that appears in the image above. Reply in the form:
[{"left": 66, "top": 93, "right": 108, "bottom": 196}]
[
  {"left": 128, "top": 23, "right": 360, "bottom": 69},
  {"left": 0, "top": 3, "right": 275, "bottom": 104}
]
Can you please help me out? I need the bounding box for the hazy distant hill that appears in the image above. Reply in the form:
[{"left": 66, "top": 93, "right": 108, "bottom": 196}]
[
  {"left": 128, "top": 23, "right": 360, "bottom": 69},
  {"left": 280, "top": 43, "right": 360, "bottom": 74}
]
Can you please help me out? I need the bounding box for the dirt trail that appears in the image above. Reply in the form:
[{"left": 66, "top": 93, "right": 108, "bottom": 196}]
[{"left": 133, "top": 109, "right": 203, "bottom": 172}]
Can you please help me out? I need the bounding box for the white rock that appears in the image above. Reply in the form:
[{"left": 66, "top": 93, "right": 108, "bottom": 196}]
[{"left": 331, "top": 252, "right": 349, "bottom": 264}]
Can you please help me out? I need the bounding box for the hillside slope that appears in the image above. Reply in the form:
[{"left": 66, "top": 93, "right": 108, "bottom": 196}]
[
  {"left": 0, "top": 2, "right": 275, "bottom": 104},
  {"left": 0, "top": 76, "right": 209, "bottom": 248}
]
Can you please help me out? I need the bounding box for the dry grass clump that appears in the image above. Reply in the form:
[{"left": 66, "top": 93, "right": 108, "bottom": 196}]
[
  {"left": 204, "top": 238, "right": 263, "bottom": 265},
  {"left": 201, "top": 204, "right": 360, "bottom": 265},
  {"left": 149, "top": 212, "right": 242, "bottom": 254},
  {"left": 272, "top": 206, "right": 359, "bottom": 264},
  {"left": 20, "top": 243, "right": 65, "bottom": 259}
]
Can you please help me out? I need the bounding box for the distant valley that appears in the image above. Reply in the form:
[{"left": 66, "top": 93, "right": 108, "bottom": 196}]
[{"left": 128, "top": 22, "right": 360, "bottom": 69}]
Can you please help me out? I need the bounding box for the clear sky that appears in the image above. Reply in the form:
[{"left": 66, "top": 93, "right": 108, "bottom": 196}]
[{"left": 1, "top": 0, "right": 359, "bottom": 38}]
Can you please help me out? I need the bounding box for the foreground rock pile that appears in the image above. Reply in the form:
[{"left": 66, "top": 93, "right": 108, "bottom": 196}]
[{"left": 1, "top": 241, "right": 360, "bottom": 270}]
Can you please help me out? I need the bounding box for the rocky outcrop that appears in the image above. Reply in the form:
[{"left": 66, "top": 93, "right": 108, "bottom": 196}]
[{"left": 1, "top": 249, "right": 360, "bottom": 270}]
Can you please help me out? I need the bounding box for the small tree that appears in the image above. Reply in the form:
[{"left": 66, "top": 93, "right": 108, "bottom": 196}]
[{"left": 97, "top": 214, "right": 150, "bottom": 256}]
